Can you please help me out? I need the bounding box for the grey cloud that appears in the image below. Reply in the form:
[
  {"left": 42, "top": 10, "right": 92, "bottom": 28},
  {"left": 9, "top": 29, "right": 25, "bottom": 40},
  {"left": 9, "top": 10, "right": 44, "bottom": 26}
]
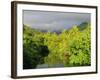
[{"left": 23, "top": 10, "right": 90, "bottom": 31}]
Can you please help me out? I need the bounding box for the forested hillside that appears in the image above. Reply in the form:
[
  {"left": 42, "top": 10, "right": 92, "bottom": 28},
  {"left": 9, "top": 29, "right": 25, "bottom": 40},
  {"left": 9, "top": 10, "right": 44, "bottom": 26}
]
[{"left": 23, "top": 22, "right": 91, "bottom": 69}]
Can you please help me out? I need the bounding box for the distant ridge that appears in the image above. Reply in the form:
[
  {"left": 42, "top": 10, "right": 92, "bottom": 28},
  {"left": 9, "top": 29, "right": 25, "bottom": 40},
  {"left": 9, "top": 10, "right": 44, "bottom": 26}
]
[
  {"left": 23, "top": 22, "right": 90, "bottom": 34},
  {"left": 77, "top": 22, "right": 90, "bottom": 31}
]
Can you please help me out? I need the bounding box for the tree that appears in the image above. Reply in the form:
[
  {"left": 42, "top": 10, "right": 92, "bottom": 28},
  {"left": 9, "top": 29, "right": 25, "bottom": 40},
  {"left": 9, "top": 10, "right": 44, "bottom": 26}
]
[
  {"left": 69, "top": 26, "right": 91, "bottom": 66},
  {"left": 23, "top": 25, "right": 49, "bottom": 69},
  {"left": 23, "top": 23, "right": 91, "bottom": 69}
]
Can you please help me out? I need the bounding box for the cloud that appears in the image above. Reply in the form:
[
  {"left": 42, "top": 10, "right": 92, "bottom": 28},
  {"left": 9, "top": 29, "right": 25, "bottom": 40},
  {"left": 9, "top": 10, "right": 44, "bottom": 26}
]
[{"left": 23, "top": 10, "right": 90, "bottom": 31}]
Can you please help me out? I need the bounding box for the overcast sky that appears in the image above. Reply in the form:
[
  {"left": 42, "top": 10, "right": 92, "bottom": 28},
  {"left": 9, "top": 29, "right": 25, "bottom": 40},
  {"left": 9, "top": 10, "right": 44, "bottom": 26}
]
[{"left": 23, "top": 10, "right": 90, "bottom": 31}]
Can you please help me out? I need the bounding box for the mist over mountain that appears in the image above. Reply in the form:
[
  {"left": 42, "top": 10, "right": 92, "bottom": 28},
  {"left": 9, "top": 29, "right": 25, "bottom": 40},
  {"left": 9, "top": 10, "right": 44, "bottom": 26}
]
[{"left": 24, "top": 21, "right": 90, "bottom": 34}]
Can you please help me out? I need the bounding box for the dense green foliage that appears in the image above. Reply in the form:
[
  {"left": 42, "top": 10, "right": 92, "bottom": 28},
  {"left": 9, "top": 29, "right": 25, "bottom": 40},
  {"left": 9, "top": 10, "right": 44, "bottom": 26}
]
[
  {"left": 23, "top": 25, "right": 49, "bottom": 69},
  {"left": 23, "top": 23, "right": 91, "bottom": 69}
]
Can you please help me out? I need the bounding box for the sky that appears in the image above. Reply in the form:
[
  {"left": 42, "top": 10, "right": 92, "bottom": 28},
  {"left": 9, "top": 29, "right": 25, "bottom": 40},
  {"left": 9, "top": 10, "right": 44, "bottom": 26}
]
[{"left": 23, "top": 10, "right": 90, "bottom": 32}]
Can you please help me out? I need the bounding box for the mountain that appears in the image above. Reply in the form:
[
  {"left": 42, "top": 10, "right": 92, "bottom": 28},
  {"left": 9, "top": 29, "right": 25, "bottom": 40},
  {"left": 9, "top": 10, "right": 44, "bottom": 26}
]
[
  {"left": 23, "top": 22, "right": 90, "bottom": 35},
  {"left": 77, "top": 22, "right": 90, "bottom": 31}
]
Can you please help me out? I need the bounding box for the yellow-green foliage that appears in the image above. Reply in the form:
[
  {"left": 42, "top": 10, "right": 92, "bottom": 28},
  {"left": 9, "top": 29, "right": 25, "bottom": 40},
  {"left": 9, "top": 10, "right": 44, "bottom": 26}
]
[{"left": 23, "top": 23, "right": 91, "bottom": 69}]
